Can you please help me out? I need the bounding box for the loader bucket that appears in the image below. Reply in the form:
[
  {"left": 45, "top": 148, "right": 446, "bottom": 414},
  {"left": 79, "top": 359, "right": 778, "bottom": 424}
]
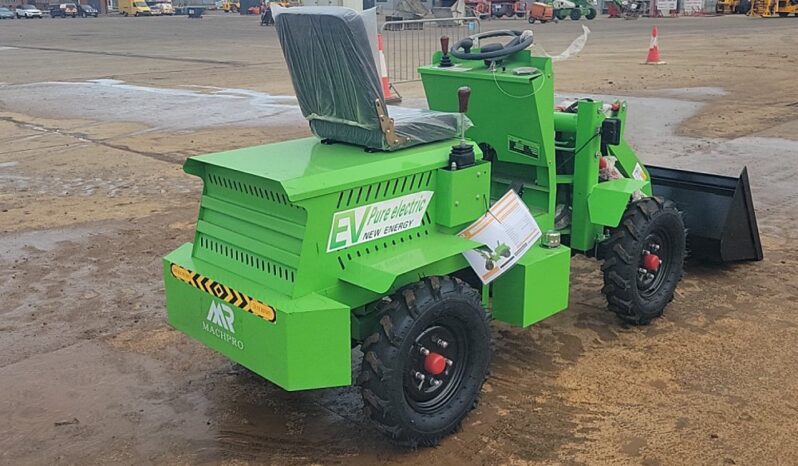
[{"left": 647, "top": 165, "right": 763, "bottom": 263}]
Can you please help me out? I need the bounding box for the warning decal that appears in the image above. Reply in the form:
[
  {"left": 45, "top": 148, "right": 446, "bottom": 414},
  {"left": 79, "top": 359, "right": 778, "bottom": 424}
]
[{"left": 170, "top": 263, "right": 276, "bottom": 323}]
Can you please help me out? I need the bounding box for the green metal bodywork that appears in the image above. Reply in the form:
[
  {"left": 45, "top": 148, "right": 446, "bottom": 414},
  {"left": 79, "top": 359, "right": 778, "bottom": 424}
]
[{"left": 164, "top": 46, "right": 653, "bottom": 392}]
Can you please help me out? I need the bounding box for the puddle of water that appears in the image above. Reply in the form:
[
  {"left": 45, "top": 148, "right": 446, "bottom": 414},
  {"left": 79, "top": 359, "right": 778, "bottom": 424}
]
[{"left": 0, "top": 79, "right": 303, "bottom": 132}]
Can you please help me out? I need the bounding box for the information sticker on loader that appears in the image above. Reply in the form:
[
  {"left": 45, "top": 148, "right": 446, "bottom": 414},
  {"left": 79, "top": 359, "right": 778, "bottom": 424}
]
[
  {"left": 508, "top": 136, "right": 540, "bottom": 159},
  {"left": 170, "top": 263, "right": 276, "bottom": 323},
  {"left": 632, "top": 163, "right": 648, "bottom": 181}
]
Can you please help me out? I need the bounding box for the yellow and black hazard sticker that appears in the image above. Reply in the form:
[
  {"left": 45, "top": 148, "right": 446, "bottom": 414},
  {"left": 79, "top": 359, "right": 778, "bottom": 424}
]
[{"left": 170, "top": 263, "right": 276, "bottom": 323}]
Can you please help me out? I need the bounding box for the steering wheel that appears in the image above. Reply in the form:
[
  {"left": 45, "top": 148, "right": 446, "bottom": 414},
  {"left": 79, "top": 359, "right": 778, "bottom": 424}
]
[{"left": 450, "top": 30, "right": 534, "bottom": 62}]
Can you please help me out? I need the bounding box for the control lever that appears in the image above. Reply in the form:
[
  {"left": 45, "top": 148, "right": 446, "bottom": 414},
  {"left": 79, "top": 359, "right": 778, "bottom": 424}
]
[
  {"left": 448, "top": 86, "right": 475, "bottom": 170},
  {"left": 457, "top": 86, "right": 470, "bottom": 145},
  {"left": 439, "top": 36, "right": 453, "bottom": 68}
]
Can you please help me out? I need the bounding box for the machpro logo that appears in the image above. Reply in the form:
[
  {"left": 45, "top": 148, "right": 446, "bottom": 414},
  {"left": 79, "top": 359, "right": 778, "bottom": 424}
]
[
  {"left": 203, "top": 301, "right": 245, "bottom": 349},
  {"left": 207, "top": 301, "right": 235, "bottom": 333}
]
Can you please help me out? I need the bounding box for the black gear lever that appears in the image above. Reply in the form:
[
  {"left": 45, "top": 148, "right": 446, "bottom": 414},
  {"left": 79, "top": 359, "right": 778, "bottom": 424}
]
[
  {"left": 439, "top": 36, "right": 453, "bottom": 68},
  {"left": 448, "top": 87, "right": 475, "bottom": 170}
]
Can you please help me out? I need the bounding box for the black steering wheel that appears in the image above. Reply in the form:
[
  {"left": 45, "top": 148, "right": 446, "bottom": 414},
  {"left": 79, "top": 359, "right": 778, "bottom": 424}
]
[{"left": 450, "top": 30, "right": 534, "bottom": 61}]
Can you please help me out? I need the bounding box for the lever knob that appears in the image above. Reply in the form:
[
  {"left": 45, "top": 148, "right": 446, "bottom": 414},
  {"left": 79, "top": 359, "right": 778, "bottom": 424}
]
[
  {"left": 440, "top": 35, "right": 450, "bottom": 54},
  {"left": 458, "top": 87, "right": 471, "bottom": 114}
]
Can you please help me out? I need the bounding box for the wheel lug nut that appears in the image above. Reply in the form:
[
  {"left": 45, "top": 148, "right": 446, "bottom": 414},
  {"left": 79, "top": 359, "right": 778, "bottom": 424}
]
[
  {"left": 414, "top": 371, "right": 425, "bottom": 381},
  {"left": 430, "top": 378, "right": 442, "bottom": 387},
  {"left": 445, "top": 358, "right": 453, "bottom": 367},
  {"left": 434, "top": 337, "right": 449, "bottom": 349},
  {"left": 419, "top": 346, "right": 430, "bottom": 356}
]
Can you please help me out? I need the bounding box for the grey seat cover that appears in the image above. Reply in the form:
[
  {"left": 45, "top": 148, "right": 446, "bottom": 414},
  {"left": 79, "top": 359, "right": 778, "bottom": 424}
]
[{"left": 275, "top": 6, "right": 462, "bottom": 151}]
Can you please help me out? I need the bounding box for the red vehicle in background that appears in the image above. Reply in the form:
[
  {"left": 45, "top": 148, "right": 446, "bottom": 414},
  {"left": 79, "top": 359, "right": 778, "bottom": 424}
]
[{"left": 465, "top": 0, "right": 526, "bottom": 18}]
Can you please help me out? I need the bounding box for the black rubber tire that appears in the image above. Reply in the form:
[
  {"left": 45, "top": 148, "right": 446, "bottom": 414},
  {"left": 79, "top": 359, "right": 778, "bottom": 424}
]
[
  {"left": 779, "top": 12, "right": 789, "bottom": 16},
  {"left": 555, "top": 8, "right": 567, "bottom": 19},
  {"left": 358, "top": 276, "right": 491, "bottom": 446},
  {"left": 586, "top": 7, "right": 597, "bottom": 19},
  {"left": 570, "top": 8, "right": 582, "bottom": 20},
  {"left": 601, "top": 197, "right": 686, "bottom": 325},
  {"left": 528, "top": 16, "right": 536, "bottom": 23}
]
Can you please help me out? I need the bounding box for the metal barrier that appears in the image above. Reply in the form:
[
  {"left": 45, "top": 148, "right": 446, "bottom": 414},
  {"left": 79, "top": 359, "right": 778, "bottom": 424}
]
[{"left": 380, "top": 17, "right": 481, "bottom": 83}]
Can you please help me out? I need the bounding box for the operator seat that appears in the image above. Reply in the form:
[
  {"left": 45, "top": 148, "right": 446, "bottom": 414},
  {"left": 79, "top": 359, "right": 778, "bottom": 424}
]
[{"left": 274, "top": 6, "right": 463, "bottom": 151}]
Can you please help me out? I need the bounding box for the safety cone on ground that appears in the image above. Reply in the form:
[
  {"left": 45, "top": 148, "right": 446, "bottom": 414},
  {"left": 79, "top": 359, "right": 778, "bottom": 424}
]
[
  {"left": 377, "top": 34, "right": 401, "bottom": 104},
  {"left": 644, "top": 26, "right": 666, "bottom": 65}
]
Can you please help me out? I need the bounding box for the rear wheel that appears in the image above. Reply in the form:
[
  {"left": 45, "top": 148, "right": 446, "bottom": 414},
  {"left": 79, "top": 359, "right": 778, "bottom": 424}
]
[
  {"left": 555, "top": 8, "right": 568, "bottom": 19},
  {"left": 601, "top": 197, "right": 686, "bottom": 325},
  {"left": 358, "top": 276, "right": 491, "bottom": 446},
  {"left": 528, "top": 16, "right": 536, "bottom": 22},
  {"left": 586, "top": 7, "right": 597, "bottom": 18},
  {"left": 570, "top": 8, "right": 582, "bottom": 19}
]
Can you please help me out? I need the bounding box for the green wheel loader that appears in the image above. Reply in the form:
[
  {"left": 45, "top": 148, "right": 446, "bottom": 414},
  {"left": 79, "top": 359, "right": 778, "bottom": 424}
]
[
  {"left": 163, "top": 8, "right": 762, "bottom": 446},
  {"left": 551, "top": 0, "right": 598, "bottom": 20}
]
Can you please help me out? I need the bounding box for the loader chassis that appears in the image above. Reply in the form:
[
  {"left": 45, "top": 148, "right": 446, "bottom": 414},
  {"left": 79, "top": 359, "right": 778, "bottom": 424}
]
[{"left": 164, "top": 12, "right": 762, "bottom": 446}]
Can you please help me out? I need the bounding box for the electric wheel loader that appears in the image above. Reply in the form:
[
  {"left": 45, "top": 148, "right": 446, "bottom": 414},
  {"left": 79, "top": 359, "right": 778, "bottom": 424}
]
[{"left": 164, "top": 8, "right": 762, "bottom": 446}]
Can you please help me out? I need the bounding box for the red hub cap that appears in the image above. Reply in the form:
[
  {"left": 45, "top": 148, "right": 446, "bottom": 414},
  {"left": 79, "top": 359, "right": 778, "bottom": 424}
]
[
  {"left": 642, "top": 253, "right": 661, "bottom": 272},
  {"left": 424, "top": 352, "right": 446, "bottom": 375}
]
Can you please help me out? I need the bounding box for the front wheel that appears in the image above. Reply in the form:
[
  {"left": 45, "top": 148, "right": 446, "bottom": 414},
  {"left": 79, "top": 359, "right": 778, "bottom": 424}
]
[
  {"left": 601, "top": 197, "right": 686, "bottom": 325},
  {"left": 570, "top": 8, "right": 582, "bottom": 20},
  {"left": 586, "top": 7, "right": 597, "bottom": 19},
  {"left": 528, "top": 16, "right": 535, "bottom": 23},
  {"left": 554, "top": 8, "right": 567, "bottom": 19},
  {"left": 358, "top": 276, "right": 491, "bottom": 446}
]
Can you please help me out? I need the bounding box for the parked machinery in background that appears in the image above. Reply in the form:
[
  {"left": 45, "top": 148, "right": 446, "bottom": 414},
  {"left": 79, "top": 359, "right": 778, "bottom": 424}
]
[
  {"left": 606, "top": 0, "right": 649, "bottom": 18},
  {"left": 748, "top": 0, "right": 797, "bottom": 16},
  {"left": 527, "top": 1, "right": 554, "bottom": 22},
  {"left": 715, "top": 0, "right": 750, "bottom": 13},
  {"left": 551, "top": 0, "right": 597, "bottom": 20}
]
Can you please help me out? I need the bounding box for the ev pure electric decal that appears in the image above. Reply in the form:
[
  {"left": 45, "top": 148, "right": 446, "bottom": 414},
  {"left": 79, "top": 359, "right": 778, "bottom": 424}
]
[
  {"left": 203, "top": 301, "right": 245, "bottom": 350},
  {"left": 327, "top": 191, "right": 434, "bottom": 252}
]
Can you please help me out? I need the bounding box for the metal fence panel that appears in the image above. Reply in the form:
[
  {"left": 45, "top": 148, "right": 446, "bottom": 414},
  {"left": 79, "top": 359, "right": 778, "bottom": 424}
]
[{"left": 380, "top": 17, "right": 480, "bottom": 83}]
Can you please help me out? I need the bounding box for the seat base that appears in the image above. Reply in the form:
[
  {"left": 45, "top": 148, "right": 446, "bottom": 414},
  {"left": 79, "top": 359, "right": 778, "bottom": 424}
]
[{"left": 310, "top": 106, "right": 464, "bottom": 152}]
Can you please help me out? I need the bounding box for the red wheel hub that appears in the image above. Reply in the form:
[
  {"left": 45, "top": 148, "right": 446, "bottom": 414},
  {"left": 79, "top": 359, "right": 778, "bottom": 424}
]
[
  {"left": 424, "top": 352, "right": 446, "bottom": 375},
  {"left": 642, "top": 253, "right": 661, "bottom": 272}
]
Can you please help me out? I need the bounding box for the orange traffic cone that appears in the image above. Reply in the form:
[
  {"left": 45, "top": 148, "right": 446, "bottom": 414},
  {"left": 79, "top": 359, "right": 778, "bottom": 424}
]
[
  {"left": 644, "top": 26, "right": 666, "bottom": 65},
  {"left": 377, "top": 34, "right": 401, "bottom": 103}
]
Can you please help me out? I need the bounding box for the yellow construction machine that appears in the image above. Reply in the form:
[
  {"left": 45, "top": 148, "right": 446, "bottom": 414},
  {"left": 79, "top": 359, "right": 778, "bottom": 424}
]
[
  {"left": 749, "top": 0, "right": 798, "bottom": 16},
  {"left": 222, "top": 0, "right": 240, "bottom": 12}
]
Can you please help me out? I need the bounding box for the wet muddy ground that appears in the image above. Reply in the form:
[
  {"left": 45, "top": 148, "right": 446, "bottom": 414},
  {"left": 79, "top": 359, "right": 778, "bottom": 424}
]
[{"left": 1, "top": 14, "right": 798, "bottom": 465}]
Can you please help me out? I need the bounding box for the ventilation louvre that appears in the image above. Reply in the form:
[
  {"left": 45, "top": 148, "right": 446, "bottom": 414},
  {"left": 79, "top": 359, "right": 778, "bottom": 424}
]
[{"left": 198, "top": 235, "right": 296, "bottom": 283}]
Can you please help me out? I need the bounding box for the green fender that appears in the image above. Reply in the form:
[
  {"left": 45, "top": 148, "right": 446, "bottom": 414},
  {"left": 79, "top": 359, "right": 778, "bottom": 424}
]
[
  {"left": 587, "top": 178, "right": 651, "bottom": 228},
  {"left": 337, "top": 233, "right": 480, "bottom": 294}
]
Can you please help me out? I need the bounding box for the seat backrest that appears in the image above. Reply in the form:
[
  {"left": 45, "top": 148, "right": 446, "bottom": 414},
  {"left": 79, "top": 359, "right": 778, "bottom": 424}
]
[{"left": 275, "top": 7, "right": 386, "bottom": 146}]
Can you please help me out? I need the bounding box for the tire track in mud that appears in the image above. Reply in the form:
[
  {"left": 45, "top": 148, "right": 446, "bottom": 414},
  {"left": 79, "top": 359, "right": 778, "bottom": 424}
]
[{"left": 0, "top": 115, "right": 183, "bottom": 165}]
